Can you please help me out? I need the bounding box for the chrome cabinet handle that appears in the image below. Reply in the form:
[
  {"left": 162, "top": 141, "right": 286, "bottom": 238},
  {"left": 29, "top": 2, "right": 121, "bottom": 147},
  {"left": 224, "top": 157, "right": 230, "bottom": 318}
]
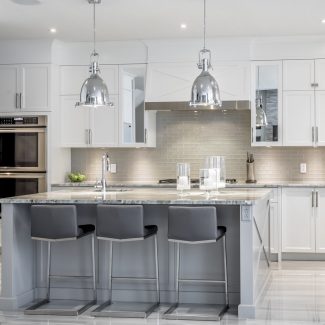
[
  {"left": 89, "top": 129, "right": 92, "bottom": 145},
  {"left": 19, "top": 93, "right": 22, "bottom": 109},
  {"left": 311, "top": 83, "right": 319, "bottom": 87},
  {"left": 85, "top": 129, "right": 89, "bottom": 144},
  {"left": 316, "top": 191, "right": 319, "bottom": 208},
  {"left": 144, "top": 128, "right": 148, "bottom": 144},
  {"left": 312, "top": 191, "right": 315, "bottom": 208},
  {"left": 15, "top": 93, "right": 19, "bottom": 109},
  {"left": 316, "top": 126, "right": 319, "bottom": 144},
  {"left": 251, "top": 127, "right": 254, "bottom": 143},
  {"left": 312, "top": 126, "right": 315, "bottom": 143}
]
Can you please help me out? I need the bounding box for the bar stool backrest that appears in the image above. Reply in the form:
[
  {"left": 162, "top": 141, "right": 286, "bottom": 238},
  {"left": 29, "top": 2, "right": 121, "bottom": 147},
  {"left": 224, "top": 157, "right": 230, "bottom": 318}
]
[
  {"left": 168, "top": 206, "right": 218, "bottom": 243},
  {"left": 97, "top": 205, "right": 144, "bottom": 240},
  {"left": 31, "top": 205, "right": 78, "bottom": 240}
]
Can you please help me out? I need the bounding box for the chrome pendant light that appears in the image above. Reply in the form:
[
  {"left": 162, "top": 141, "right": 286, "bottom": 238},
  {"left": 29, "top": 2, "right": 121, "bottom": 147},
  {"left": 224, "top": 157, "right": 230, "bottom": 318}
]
[
  {"left": 76, "top": 0, "right": 113, "bottom": 108},
  {"left": 255, "top": 66, "right": 268, "bottom": 127},
  {"left": 189, "top": 0, "right": 221, "bottom": 109}
]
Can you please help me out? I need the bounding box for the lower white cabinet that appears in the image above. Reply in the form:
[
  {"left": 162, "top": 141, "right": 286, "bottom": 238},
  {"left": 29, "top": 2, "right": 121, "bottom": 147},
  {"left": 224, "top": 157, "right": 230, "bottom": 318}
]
[
  {"left": 60, "top": 95, "right": 118, "bottom": 147},
  {"left": 282, "top": 187, "right": 325, "bottom": 253}
]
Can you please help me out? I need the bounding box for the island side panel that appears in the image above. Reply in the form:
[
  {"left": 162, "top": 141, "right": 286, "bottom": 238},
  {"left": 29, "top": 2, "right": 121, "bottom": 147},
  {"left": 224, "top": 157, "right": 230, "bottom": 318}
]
[
  {"left": 238, "top": 197, "right": 271, "bottom": 319},
  {"left": 1, "top": 203, "right": 35, "bottom": 309}
]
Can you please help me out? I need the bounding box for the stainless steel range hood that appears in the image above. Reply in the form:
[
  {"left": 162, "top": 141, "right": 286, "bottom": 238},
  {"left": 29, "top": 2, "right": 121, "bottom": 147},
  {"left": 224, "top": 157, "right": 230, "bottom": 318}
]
[{"left": 145, "top": 100, "right": 250, "bottom": 111}]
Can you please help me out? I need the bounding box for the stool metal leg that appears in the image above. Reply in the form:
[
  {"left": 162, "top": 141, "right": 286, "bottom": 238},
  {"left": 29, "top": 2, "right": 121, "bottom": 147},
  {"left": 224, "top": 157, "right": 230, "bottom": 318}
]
[
  {"left": 92, "top": 233, "right": 97, "bottom": 302},
  {"left": 109, "top": 240, "right": 113, "bottom": 303},
  {"left": 223, "top": 235, "right": 229, "bottom": 306},
  {"left": 176, "top": 241, "right": 180, "bottom": 304},
  {"left": 47, "top": 241, "right": 52, "bottom": 301},
  {"left": 154, "top": 234, "right": 160, "bottom": 304}
]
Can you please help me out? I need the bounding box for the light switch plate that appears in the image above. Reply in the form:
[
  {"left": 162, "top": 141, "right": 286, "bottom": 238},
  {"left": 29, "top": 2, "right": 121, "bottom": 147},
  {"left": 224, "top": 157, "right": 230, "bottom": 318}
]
[
  {"left": 110, "top": 164, "right": 117, "bottom": 173},
  {"left": 300, "top": 163, "right": 307, "bottom": 174}
]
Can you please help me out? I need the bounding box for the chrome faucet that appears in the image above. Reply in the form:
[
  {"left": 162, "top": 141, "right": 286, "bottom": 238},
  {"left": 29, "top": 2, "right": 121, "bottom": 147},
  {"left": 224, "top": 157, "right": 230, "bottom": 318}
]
[{"left": 98, "top": 153, "right": 111, "bottom": 192}]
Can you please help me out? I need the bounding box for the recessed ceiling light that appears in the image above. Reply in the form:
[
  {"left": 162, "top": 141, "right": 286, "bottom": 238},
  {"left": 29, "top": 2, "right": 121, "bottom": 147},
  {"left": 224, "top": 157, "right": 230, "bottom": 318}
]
[
  {"left": 321, "top": 19, "right": 325, "bottom": 24},
  {"left": 180, "top": 23, "right": 187, "bottom": 29},
  {"left": 49, "top": 28, "right": 57, "bottom": 34}
]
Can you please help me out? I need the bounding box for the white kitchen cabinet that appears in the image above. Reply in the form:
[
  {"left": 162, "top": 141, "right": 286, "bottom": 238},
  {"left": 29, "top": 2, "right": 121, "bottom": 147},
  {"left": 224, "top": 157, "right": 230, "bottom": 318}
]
[
  {"left": 60, "top": 95, "right": 118, "bottom": 147},
  {"left": 315, "top": 91, "right": 325, "bottom": 146},
  {"left": 283, "top": 60, "right": 315, "bottom": 91},
  {"left": 269, "top": 188, "right": 281, "bottom": 255},
  {"left": 283, "top": 91, "right": 315, "bottom": 146},
  {"left": 0, "top": 64, "right": 50, "bottom": 112},
  {"left": 251, "top": 61, "right": 282, "bottom": 146},
  {"left": 146, "top": 61, "right": 250, "bottom": 102},
  {"left": 60, "top": 65, "right": 118, "bottom": 95},
  {"left": 282, "top": 188, "right": 315, "bottom": 253},
  {"left": 315, "top": 189, "right": 325, "bottom": 253},
  {"left": 0, "top": 65, "right": 19, "bottom": 112}
]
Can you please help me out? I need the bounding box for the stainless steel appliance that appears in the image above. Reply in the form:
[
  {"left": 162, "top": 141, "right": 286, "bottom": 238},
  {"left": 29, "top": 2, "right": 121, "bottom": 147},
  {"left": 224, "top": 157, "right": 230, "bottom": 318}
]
[
  {"left": 0, "top": 173, "right": 46, "bottom": 198},
  {"left": 0, "top": 116, "right": 46, "bottom": 172}
]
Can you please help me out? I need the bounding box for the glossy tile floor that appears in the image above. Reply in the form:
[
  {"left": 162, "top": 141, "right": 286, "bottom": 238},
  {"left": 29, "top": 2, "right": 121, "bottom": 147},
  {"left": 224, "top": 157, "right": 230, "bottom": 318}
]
[{"left": 1, "top": 261, "right": 325, "bottom": 324}]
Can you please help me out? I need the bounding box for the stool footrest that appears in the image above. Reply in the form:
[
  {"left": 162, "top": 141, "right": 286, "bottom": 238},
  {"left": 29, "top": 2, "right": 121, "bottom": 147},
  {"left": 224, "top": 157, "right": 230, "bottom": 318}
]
[
  {"left": 24, "top": 299, "right": 96, "bottom": 316},
  {"left": 179, "top": 279, "right": 226, "bottom": 284},
  {"left": 91, "top": 301, "right": 159, "bottom": 318},
  {"left": 163, "top": 303, "right": 229, "bottom": 321},
  {"left": 112, "top": 276, "right": 157, "bottom": 281}
]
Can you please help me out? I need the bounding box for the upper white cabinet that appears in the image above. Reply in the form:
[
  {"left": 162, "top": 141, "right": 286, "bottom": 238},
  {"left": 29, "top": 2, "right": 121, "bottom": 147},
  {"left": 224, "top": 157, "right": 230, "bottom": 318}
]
[
  {"left": 0, "top": 64, "right": 50, "bottom": 112},
  {"left": 146, "top": 61, "right": 250, "bottom": 102},
  {"left": 283, "top": 91, "right": 315, "bottom": 146},
  {"left": 60, "top": 65, "right": 118, "bottom": 95},
  {"left": 251, "top": 61, "right": 283, "bottom": 146},
  {"left": 282, "top": 59, "right": 325, "bottom": 146},
  {"left": 60, "top": 95, "right": 118, "bottom": 147},
  {"left": 283, "top": 60, "right": 315, "bottom": 91}
]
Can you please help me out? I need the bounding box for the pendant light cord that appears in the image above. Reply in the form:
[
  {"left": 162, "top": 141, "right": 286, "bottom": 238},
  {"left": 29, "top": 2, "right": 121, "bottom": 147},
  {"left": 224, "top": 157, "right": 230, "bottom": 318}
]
[
  {"left": 93, "top": 1, "right": 96, "bottom": 54},
  {"left": 203, "top": 0, "right": 206, "bottom": 50}
]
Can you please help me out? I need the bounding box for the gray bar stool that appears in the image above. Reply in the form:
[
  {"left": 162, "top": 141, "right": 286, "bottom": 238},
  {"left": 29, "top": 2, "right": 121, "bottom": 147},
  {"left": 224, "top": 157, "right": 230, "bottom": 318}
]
[
  {"left": 92, "top": 204, "right": 159, "bottom": 318},
  {"left": 163, "top": 206, "right": 229, "bottom": 321},
  {"left": 24, "top": 205, "right": 96, "bottom": 316}
]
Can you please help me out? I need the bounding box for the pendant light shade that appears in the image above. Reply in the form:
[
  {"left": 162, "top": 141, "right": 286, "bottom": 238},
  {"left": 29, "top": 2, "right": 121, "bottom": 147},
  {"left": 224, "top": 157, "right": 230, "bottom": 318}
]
[
  {"left": 256, "top": 98, "right": 268, "bottom": 127},
  {"left": 255, "top": 66, "right": 268, "bottom": 127},
  {"left": 189, "top": 0, "right": 221, "bottom": 109},
  {"left": 76, "top": 0, "right": 113, "bottom": 108}
]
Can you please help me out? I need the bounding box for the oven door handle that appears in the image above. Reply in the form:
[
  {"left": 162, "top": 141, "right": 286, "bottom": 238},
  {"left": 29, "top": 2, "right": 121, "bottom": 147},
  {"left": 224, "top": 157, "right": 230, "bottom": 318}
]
[{"left": 0, "top": 128, "right": 46, "bottom": 133}]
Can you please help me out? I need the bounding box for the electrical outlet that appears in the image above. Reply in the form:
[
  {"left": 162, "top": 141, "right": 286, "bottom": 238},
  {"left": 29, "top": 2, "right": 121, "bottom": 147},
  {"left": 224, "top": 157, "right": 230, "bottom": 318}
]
[
  {"left": 300, "top": 163, "right": 307, "bottom": 174},
  {"left": 110, "top": 164, "right": 117, "bottom": 173}
]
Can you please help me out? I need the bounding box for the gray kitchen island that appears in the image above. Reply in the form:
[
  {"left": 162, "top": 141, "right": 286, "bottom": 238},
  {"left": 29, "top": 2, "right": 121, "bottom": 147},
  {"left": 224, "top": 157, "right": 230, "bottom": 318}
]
[{"left": 0, "top": 187, "right": 271, "bottom": 319}]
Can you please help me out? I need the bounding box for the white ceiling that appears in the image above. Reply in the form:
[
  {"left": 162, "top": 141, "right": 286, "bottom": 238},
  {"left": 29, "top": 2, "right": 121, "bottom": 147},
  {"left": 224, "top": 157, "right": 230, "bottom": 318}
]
[{"left": 1, "top": 0, "right": 325, "bottom": 41}]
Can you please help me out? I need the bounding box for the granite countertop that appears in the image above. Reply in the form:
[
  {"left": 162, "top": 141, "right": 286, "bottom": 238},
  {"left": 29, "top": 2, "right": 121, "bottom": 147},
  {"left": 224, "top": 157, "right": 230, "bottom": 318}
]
[
  {"left": 51, "top": 181, "right": 325, "bottom": 188},
  {"left": 0, "top": 188, "right": 271, "bottom": 205}
]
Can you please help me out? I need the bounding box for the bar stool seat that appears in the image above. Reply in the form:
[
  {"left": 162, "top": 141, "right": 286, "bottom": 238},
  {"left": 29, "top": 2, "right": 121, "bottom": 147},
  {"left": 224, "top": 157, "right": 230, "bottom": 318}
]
[
  {"left": 92, "top": 205, "right": 160, "bottom": 318},
  {"left": 163, "top": 206, "right": 229, "bottom": 321},
  {"left": 24, "top": 205, "right": 97, "bottom": 316}
]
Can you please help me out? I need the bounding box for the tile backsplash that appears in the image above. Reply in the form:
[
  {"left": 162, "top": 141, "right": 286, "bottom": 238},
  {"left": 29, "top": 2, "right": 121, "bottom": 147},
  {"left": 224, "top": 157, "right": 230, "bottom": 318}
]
[{"left": 71, "top": 110, "right": 325, "bottom": 183}]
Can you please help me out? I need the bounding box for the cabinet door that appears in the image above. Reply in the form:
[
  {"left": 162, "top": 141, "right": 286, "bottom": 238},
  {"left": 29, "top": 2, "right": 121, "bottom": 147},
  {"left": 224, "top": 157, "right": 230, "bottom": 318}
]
[
  {"left": 283, "top": 91, "right": 315, "bottom": 146},
  {"left": 315, "top": 91, "right": 325, "bottom": 146},
  {"left": 21, "top": 64, "right": 50, "bottom": 111},
  {"left": 270, "top": 202, "right": 278, "bottom": 254},
  {"left": 60, "top": 96, "right": 90, "bottom": 147},
  {"left": 90, "top": 95, "right": 119, "bottom": 147},
  {"left": 0, "top": 65, "right": 19, "bottom": 112},
  {"left": 283, "top": 60, "right": 315, "bottom": 91},
  {"left": 315, "top": 59, "right": 325, "bottom": 90},
  {"left": 251, "top": 61, "right": 282, "bottom": 146},
  {"left": 315, "top": 189, "right": 325, "bottom": 252},
  {"left": 60, "top": 65, "right": 118, "bottom": 95},
  {"left": 282, "top": 188, "right": 315, "bottom": 253}
]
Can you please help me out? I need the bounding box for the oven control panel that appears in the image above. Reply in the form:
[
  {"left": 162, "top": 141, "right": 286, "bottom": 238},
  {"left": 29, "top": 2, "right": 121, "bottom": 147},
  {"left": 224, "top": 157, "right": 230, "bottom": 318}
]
[{"left": 0, "top": 116, "right": 46, "bottom": 127}]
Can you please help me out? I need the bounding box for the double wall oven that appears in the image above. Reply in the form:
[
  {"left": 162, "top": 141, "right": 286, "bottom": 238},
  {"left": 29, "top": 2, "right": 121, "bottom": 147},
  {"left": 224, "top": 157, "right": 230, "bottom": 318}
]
[{"left": 0, "top": 116, "right": 47, "bottom": 206}]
